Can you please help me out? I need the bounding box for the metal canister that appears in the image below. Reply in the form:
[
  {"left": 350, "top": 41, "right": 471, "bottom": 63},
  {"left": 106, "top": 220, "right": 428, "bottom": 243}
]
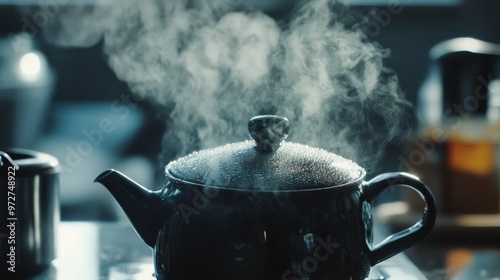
[{"left": 0, "top": 148, "right": 61, "bottom": 277}]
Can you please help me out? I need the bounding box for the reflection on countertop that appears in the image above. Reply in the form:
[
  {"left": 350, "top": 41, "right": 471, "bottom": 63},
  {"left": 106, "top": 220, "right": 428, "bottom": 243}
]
[{"left": 25, "top": 222, "right": 430, "bottom": 280}]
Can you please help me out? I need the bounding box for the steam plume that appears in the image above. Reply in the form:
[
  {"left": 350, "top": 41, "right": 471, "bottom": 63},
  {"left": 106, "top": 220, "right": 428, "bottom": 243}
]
[{"left": 42, "top": 0, "right": 411, "bottom": 171}]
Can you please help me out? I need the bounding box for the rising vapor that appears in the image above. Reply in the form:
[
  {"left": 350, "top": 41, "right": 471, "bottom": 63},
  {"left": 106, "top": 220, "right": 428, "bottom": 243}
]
[{"left": 41, "top": 0, "right": 411, "bottom": 171}]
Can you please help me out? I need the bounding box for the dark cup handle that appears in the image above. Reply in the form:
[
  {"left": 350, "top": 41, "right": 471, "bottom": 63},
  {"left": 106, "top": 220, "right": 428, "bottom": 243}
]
[{"left": 361, "top": 172, "right": 437, "bottom": 266}]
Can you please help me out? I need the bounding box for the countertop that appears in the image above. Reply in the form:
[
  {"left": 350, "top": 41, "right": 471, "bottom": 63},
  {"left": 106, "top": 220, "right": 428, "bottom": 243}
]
[{"left": 16, "top": 220, "right": 500, "bottom": 280}]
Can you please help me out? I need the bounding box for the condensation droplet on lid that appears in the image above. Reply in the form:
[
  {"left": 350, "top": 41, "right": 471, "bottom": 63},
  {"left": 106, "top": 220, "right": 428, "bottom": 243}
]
[{"left": 167, "top": 141, "right": 364, "bottom": 190}]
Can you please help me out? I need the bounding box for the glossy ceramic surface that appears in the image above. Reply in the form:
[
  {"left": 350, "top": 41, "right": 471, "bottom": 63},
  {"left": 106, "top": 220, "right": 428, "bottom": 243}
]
[
  {"left": 96, "top": 170, "right": 436, "bottom": 280},
  {"left": 95, "top": 115, "right": 436, "bottom": 280}
]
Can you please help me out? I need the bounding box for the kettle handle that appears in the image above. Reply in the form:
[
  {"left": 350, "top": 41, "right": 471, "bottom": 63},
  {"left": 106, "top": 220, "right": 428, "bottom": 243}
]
[{"left": 361, "top": 172, "right": 437, "bottom": 266}]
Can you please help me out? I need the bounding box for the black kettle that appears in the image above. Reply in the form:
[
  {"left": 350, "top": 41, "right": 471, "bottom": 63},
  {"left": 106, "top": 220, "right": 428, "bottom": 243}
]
[{"left": 95, "top": 115, "right": 436, "bottom": 280}]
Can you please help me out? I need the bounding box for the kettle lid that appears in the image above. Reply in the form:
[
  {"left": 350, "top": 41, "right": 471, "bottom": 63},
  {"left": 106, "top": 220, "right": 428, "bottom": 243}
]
[{"left": 166, "top": 115, "right": 365, "bottom": 191}]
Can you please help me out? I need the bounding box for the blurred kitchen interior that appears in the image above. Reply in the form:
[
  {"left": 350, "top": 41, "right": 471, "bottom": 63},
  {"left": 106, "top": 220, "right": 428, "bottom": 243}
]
[{"left": 1, "top": 0, "right": 500, "bottom": 221}]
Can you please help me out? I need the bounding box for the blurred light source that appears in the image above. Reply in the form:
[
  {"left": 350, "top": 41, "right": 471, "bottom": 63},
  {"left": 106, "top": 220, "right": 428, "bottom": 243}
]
[
  {"left": 19, "top": 52, "right": 41, "bottom": 78},
  {"left": 108, "top": 263, "right": 155, "bottom": 280},
  {"left": 53, "top": 223, "right": 99, "bottom": 279}
]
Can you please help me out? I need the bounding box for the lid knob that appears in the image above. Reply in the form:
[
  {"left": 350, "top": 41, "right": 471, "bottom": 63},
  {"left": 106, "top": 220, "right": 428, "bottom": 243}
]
[{"left": 248, "top": 115, "right": 290, "bottom": 153}]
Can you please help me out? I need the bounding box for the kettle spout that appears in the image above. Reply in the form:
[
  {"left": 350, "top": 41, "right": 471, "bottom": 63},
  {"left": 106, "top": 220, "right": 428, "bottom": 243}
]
[{"left": 95, "top": 169, "right": 167, "bottom": 247}]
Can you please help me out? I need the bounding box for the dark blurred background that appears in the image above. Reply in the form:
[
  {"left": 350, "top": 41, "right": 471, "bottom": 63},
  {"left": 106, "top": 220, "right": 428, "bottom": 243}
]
[{"left": 1, "top": 0, "right": 499, "bottom": 220}]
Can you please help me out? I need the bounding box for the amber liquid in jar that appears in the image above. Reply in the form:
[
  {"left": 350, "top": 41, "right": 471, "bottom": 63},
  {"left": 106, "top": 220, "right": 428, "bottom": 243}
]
[
  {"left": 444, "top": 135, "right": 499, "bottom": 214},
  {"left": 405, "top": 120, "right": 500, "bottom": 215}
]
